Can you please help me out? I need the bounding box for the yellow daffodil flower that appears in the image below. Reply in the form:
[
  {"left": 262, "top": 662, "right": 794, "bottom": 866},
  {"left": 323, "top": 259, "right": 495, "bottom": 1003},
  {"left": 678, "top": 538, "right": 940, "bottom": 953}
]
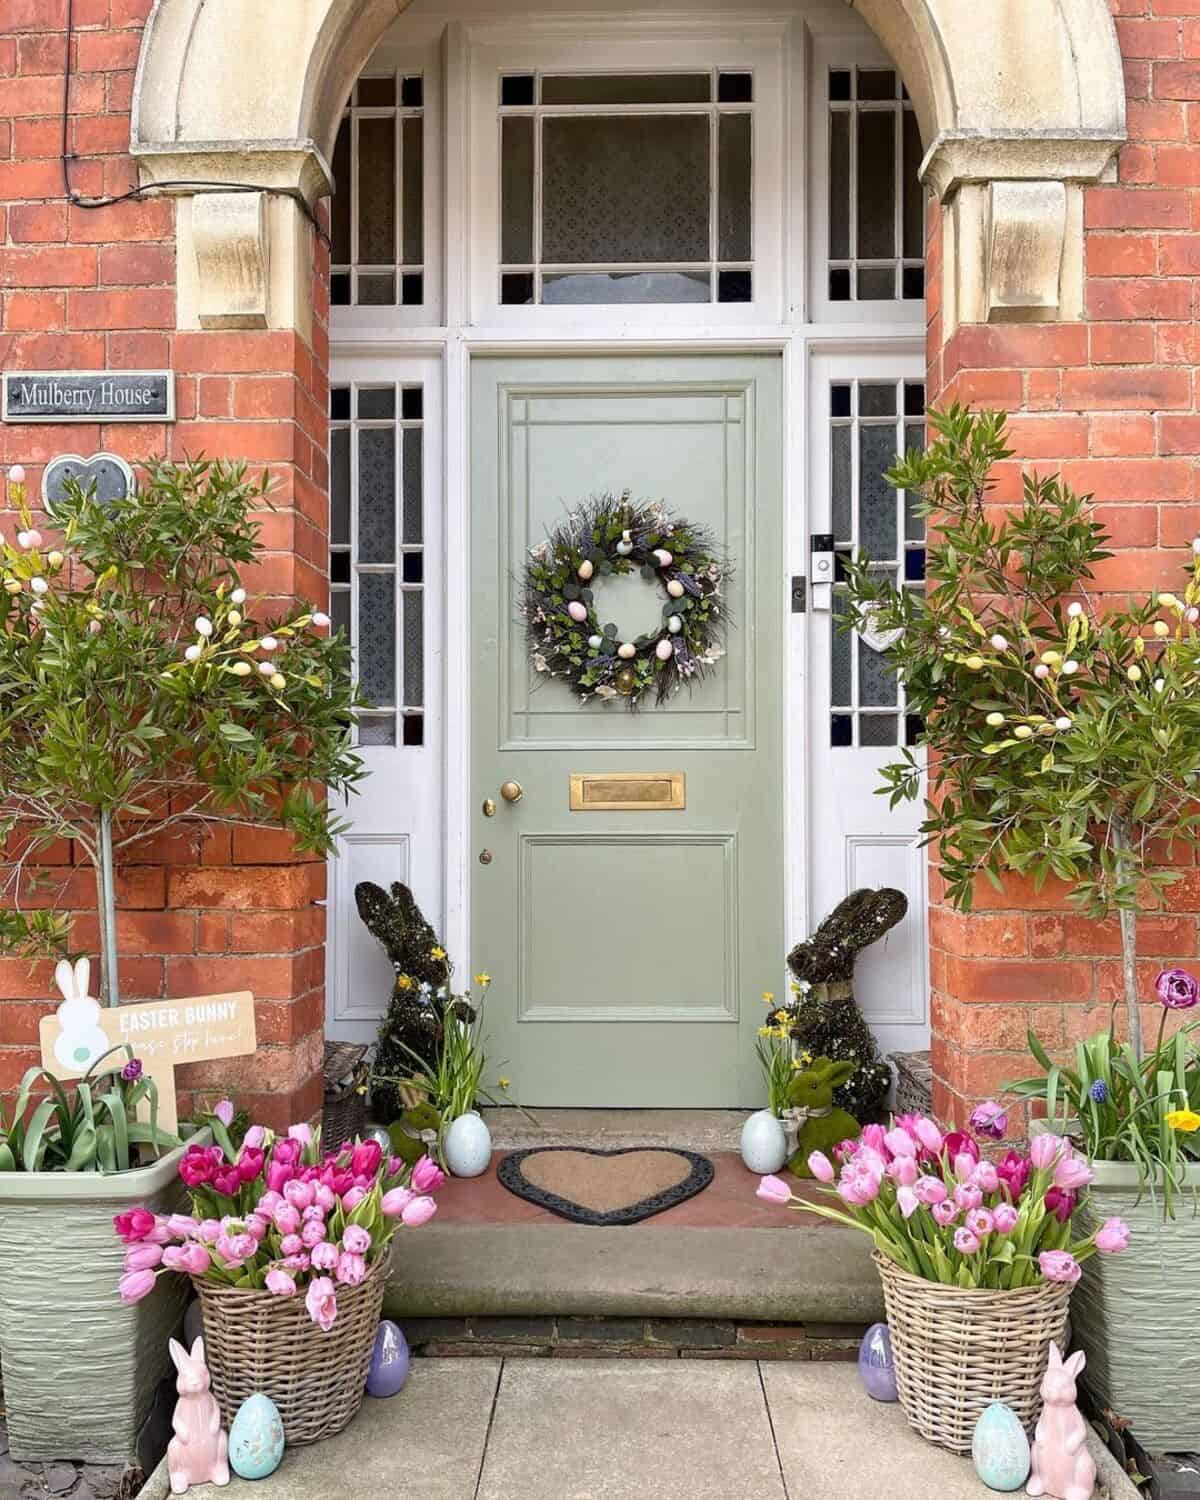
[
  {"left": 1166, "top": 1108, "right": 1200, "bottom": 1133},
  {"left": 396, "top": 974, "right": 414, "bottom": 991},
  {"left": 498, "top": 1077, "right": 511, "bottom": 1090},
  {"left": 431, "top": 946, "right": 447, "bottom": 960},
  {"left": 475, "top": 972, "right": 491, "bottom": 988},
  {"left": 762, "top": 990, "right": 775, "bottom": 1005}
]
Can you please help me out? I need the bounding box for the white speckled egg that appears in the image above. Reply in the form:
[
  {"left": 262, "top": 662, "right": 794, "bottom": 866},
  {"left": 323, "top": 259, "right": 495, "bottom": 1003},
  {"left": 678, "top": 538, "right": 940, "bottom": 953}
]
[
  {"left": 667, "top": 615, "right": 682, "bottom": 634},
  {"left": 443, "top": 1110, "right": 493, "bottom": 1177},
  {"left": 740, "top": 1109, "right": 788, "bottom": 1173},
  {"left": 971, "top": 1402, "right": 1030, "bottom": 1492},
  {"left": 655, "top": 639, "right": 673, "bottom": 661},
  {"left": 588, "top": 634, "right": 603, "bottom": 649}
]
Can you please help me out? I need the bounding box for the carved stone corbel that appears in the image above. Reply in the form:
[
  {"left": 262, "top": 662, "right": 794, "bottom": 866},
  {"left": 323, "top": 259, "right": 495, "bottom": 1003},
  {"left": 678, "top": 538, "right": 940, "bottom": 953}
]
[{"left": 191, "top": 191, "right": 270, "bottom": 330}]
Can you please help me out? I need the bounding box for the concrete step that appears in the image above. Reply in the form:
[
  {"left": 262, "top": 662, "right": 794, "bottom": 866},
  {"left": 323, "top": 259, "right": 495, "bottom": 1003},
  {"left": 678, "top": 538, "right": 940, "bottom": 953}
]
[{"left": 480, "top": 1107, "right": 746, "bottom": 1153}]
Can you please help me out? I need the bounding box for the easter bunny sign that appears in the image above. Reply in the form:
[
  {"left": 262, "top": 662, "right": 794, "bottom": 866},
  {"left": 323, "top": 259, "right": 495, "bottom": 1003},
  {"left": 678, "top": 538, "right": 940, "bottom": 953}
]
[{"left": 39, "top": 986, "right": 257, "bottom": 1132}]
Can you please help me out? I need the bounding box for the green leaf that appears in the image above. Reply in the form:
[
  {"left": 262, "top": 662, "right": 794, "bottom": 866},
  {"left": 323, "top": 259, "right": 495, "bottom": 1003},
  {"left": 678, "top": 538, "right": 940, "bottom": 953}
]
[{"left": 218, "top": 723, "right": 255, "bottom": 744}]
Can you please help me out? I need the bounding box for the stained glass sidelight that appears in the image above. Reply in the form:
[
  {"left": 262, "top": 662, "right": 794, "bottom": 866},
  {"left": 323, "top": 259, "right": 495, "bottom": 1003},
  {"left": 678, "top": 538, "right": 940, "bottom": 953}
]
[
  {"left": 829, "top": 379, "right": 926, "bottom": 748},
  {"left": 330, "top": 73, "right": 425, "bottom": 307},
  {"left": 826, "top": 67, "right": 925, "bottom": 304},
  {"left": 499, "top": 71, "right": 753, "bottom": 305},
  {"left": 329, "top": 382, "right": 426, "bottom": 746}
]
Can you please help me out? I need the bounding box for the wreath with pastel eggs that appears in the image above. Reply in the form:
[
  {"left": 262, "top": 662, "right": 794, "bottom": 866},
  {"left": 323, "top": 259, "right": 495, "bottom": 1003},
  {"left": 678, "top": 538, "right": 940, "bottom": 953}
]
[{"left": 521, "top": 493, "right": 727, "bottom": 709}]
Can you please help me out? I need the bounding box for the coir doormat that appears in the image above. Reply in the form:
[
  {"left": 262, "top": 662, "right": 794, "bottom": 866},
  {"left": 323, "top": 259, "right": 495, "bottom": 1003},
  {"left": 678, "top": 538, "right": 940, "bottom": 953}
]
[{"left": 496, "top": 1146, "right": 714, "bottom": 1225}]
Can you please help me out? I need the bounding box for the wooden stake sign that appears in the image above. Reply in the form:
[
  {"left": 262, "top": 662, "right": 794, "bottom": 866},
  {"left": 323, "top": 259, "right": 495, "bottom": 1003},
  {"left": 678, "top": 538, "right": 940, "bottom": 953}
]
[{"left": 40, "top": 990, "right": 257, "bottom": 1133}]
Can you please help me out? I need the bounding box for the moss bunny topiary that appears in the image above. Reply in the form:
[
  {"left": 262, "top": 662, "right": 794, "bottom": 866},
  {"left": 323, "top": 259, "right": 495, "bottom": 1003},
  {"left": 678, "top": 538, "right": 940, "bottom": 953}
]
[
  {"left": 786, "top": 1057, "right": 861, "bottom": 1177},
  {"left": 785, "top": 888, "right": 906, "bottom": 1122}
]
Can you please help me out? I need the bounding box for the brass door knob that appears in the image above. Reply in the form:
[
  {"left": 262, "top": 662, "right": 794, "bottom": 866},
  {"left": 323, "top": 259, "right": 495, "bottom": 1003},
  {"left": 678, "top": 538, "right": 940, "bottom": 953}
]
[{"left": 500, "top": 780, "right": 524, "bottom": 804}]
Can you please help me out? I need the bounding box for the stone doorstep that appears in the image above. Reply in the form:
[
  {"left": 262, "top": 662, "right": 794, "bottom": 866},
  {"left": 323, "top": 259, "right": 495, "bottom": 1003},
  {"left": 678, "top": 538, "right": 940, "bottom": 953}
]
[{"left": 398, "top": 1314, "right": 866, "bottom": 1361}]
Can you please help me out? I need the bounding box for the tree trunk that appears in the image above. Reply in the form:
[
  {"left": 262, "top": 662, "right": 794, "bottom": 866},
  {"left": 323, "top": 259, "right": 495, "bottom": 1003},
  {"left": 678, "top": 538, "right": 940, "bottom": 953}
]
[
  {"left": 1111, "top": 819, "right": 1142, "bottom": 1059},
  {"left": 97, "top": 807, "right": 120, "bottom": 1007}
]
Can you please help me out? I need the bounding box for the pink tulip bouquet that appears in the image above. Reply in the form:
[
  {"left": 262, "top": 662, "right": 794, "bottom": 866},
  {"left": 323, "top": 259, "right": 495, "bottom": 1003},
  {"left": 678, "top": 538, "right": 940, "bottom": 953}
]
[
  {"left": 759, "top": 1108, "right": 1131, "bottom": 1290},
  {"left": 114, "top": 1107, "right": 444, "bottom": 1329}
]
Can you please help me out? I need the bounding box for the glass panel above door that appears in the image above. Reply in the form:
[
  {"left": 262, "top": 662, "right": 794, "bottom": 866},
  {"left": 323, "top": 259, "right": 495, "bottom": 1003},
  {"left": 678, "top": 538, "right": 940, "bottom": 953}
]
[{"left": 498, "top": 70, "right": 753, "bottom": 305}]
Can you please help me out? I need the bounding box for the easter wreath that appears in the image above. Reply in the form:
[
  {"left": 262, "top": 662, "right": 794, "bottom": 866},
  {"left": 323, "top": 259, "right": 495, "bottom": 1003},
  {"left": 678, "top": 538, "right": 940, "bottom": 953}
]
[{"left": 522, "top": 494, "right": 727, "bottom": 709}]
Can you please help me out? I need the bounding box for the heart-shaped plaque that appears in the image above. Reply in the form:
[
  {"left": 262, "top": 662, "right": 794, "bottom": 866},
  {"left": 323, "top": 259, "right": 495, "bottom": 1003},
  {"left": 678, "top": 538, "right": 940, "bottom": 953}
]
[
  {"left": 497, "top": 1145, "right": 713, "bottom": 1224},
  {"left": 42, "top": 452, "right": 133, "bottom": 511},
  {"left": 856, "top": 601, "right": 903, "bottom": 655}
]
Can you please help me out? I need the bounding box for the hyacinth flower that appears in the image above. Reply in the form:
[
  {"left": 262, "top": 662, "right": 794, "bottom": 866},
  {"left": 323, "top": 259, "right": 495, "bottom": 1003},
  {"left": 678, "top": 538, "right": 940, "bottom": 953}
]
[
  {"left": 757, "top": 1114, "right": 1130, "bottom": 1291},
  {"left": 114, "top": 1121, "right": 443, "bottom": 1329}
]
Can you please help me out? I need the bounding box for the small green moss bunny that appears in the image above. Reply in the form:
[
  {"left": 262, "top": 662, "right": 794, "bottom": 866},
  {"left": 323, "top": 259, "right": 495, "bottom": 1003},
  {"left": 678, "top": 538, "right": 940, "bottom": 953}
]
[{"left": 786, "top": 1057, "right": 862, "bottom": 1176}]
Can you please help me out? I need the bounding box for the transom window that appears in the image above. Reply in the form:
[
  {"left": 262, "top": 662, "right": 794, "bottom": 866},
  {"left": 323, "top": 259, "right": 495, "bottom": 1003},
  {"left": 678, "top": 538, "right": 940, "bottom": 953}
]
[
  {"left": 830, "top": 378, "right": 926, "bottom": 750},
  {"left": 330, "top": 72, "right": 425, "bottom": 308},
  {"left": 827, "top": 65, "right": 924, "bottom": 303},
  {"left": 497, "top": 71, "right": 753, "bottom": 306}
]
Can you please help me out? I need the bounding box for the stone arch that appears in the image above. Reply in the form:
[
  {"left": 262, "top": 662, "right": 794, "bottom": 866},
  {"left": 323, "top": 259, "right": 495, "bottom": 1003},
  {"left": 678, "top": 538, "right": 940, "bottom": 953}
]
[{"left": 132, "top": 0, "right": 1126, "bottom": 328}]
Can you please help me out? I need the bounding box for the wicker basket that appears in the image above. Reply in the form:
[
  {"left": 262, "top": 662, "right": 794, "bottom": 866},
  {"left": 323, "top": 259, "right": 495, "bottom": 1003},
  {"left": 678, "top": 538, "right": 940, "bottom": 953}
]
[
  {"left": 874, "top": 1252, "right": 1072, "bottom": 1454},
  {"left": 321, "top": 1088, "right": 368, "bottom": 1154},
  {"left": 890, "top": 1049, "right": 933, "bottom": 1118},
  {"left": 193, "top": 1252, "right": 388, "bottom": 1445}
]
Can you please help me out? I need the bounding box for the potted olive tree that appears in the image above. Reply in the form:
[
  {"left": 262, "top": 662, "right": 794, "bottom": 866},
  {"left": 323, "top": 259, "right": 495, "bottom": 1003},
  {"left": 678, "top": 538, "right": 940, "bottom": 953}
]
[
  {"left": 0, "top": 459, "right": 362, "bottom": 1463},
  {"left": 842, "top": 405, "right": 1200, "bottom": 1448}
]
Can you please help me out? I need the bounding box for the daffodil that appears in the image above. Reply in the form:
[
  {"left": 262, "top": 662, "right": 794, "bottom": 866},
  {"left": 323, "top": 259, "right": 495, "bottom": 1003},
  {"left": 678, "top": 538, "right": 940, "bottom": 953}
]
[
  {"left": 396, "top": 974, "right": 414, "bottom": 991},
  {"left": 762, "top": 990, "right": 775, "bottom": 1005},
  {"left": 1166, "top": 1108, "right": 1200, "bottom": 1133},
  {"left": 431, "top": 946, "right": 447, "bottom": 961},
  {"left": 475, "top": 972, "right": 491, "bottom": 988},
  {"left": 498, "top": 1077, "right": 511, "bottom": 1090}
]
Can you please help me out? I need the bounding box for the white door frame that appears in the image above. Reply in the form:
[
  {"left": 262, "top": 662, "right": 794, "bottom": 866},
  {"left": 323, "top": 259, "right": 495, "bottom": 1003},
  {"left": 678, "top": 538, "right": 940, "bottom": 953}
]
[{"left": 328, "top": 2, "right": 928, "bottom": 1038}]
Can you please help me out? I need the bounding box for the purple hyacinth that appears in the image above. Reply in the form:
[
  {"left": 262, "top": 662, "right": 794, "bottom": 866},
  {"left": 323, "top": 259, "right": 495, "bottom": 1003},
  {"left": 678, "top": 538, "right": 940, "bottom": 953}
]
[
  {"left": 121, "top": 1057, "right": 143, "bottom": 1082},
  {"left": 1089, "top": 1079, "right": 1108, "bottom": 1104}
]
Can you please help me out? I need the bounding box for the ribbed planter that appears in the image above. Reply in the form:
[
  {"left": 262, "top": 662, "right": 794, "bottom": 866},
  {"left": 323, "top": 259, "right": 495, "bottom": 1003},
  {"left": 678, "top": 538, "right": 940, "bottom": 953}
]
[
  {"left": 1070, "top": 1157, "right": 1200, "bottom": 1452},
  {"left": 0, "top": 1141, "right": 195, "bottom": 1465}
]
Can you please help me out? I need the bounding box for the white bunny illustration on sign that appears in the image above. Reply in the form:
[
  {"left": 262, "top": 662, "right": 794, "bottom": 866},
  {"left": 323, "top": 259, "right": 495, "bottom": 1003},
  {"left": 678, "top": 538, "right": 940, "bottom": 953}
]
[{"left": 51, "top": 956, "right": 110, "bottom": 1073}]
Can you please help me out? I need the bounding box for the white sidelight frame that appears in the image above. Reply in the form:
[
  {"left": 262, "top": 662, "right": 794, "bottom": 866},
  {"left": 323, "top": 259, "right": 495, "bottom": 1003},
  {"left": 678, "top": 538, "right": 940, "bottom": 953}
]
[{"left": 326, "top": 0, "right": 930, "bottom": 1048}]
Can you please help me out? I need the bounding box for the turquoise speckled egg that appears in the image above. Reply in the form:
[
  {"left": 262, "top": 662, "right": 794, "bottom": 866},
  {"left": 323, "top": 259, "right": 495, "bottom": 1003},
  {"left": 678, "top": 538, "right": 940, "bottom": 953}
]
[
  {"left": 971, "top": 1402, "right": 1030, "bottom": 1493},
  {"left": 228, "top": 1392, "right": 285, "bottom": 1481}
]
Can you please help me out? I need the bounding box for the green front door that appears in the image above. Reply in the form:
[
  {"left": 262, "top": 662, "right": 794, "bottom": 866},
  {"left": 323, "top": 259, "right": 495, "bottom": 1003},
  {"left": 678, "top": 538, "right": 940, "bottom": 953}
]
[{"left": 471, "top": 354, "right": 783, "bottom": 1106}]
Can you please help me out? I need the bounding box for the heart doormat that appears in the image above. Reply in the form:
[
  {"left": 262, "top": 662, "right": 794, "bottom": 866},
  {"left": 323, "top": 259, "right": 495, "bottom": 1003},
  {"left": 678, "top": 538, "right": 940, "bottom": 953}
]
[{"left": 496, "top": 1146, "right": 714, "bottom": 1225}]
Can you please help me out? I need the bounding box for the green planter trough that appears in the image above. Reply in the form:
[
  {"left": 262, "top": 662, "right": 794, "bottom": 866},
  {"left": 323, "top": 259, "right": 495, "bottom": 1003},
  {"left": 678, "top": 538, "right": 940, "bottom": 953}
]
[
  {"left": 1071, "top": 1156, "right": 1200, "bottom": 1453},
  {"left": 0, "top": 1141, "right": 195, "bottom": 1465}
]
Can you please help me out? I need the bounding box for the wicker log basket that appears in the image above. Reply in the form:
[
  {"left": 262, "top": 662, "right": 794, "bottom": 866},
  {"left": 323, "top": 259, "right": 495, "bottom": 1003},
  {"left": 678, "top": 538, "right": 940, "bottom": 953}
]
[
  {"left": 321, "top": 1041, "right": 370, "bottom": 1155},
  {"left": 874, "top": 1251, "right": 1072, "bottom": 1454},
  {"left": 193, "top": 1251, "right": 388, "bottom": 1446}
]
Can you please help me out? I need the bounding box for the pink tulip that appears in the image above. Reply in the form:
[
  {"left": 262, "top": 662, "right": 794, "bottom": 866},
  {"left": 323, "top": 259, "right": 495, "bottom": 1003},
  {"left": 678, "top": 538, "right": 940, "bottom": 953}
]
[
  {"left": 381, "top": 1186, "right": 415, "bottom": 1217},
  {"left": 281, "top": 1253, "right": 310, "bottom": 1273},
  {"left": 335, "top": 1251, "right": 367, "bottom": 1286},
  {"left": 1052, "top": 1154, "right": 1093, "bottom": 1192},
  {"left": 807, "top": 1151, "right": 835, "bottom": 1184},
  {"left": 213, "top": 1099, "right": 235, "bottom": 1127},
  {"left": 212, "top": 1168, "right": 241, "bottom": 1198},
  {"left": 883, "top": 1127, "right": 917, "bottom": 1158},
  {"left": 953, "top": 1183, "right": 982, "bottom": 1212},
  {"left": 161, "top": 1245, "right": 189, "bottom": 1270},
  {"left": 274, "top": 1204, "right": 300, "bottom": 1236},
  {"left": 914, "top": 1175, "right": 947, "bottom": 1206},
  {"left": 914, "top": 1118, "right": 943, "bottom": 1156},
  {"left": 896, "top": 1185, "right": 919, "bottom": 1219},
  {"left": 342, "top": 1185, "right": 367, "bottom": 1211},
  {"left": 287, "top": 1122, "right": 314, "bottom": 1147},
  {"left": 412, "top": 1155, "right": 446, "bottom": 1193},
  {"left": 310, "top": 1240, "right": 339, "bottom": 1271},
  {"left": 351, "top": 1139, "right": 383, "bottom": 1179},
  {"left": 966, "top": 1208, "right": 994, "bottom": 1237},
  {"left": 305, "top": 1276, "right": 338, "bottom": 1331},
  {"left": 342, "top": 1224, "right": 371, "bottom": 1255},
  {"left": 1095, "top": 1217, "right": 1131, "bottom": 1254},
  {"left": 314, "top": 1183, "right": 335, "bottom": 1212},
  {"left": 1029, "top": 1132, "right": 1064, "bottom": 1171},
  {"left": 859, "top": 1123, "right": 888, "bottom": 1157},
  {"left": 1038, "top": 1250, "right": 1082, "bottom": 1284},
  {"left": 245, "top": 1214, "right": 269, "bottom": 1241},
  {"left": 124, "top": 1242, "right": 163, "bottom": 1272},
  {"left": 236, "top": 1146, "right": 264, "bottom": 1184},
  {"left": 283, "top": 1178, "right": 314, "bottom": 1211},
  {"left": 166, "top": 1213, "right": 199, "bottom": 1239},
  {"left": 953, "top": 1228, "right": 981, "bottom": 1255},
  {"left": 195, "top": 1219, "right": 222, "bottom": 1245},
  {"left": 179, "top": 1243, "right": 211, "bottom": 1275},
  {"left": 113, "top": 1207, "right": 158, "bottom": 1244},
  {"left": 265, "top": 1160, "right": 296, "bottom": 1195},
  {"left": 931, "top": 1201, "right": 959, "bottom": 1228},
  {"left": 401, "top": 1195, "right": 438, "bottom": 1227},
  {"left": 969, "top": 1100, "right": 1008, "bottom": 1141},
  {"left": 886, "top": 1154, "right": 918, "bottom": 1187},
  {"left": 301, "top": 1219, "right": 327, "bottom": 1249},
  {"left": 1044, "top": 1186, "right": 1076, "bottom": 1225},
  {"left": 997, "top": 1151, "right": 1032, "bottom": 1201},
  {"left": 971, "top": 1161, "right": 1000, "bottom": 1194},
  {"left": 118, "top": 1268, "right": 156, "bottom": 1304},
  {"left": 266, "top": 1268, "right": 296, "bottom": 1297},
  {"left": 256, "top": 1191, "right": 284, "bottom": 1221},
  {"left": 243, "top": 1125, "right": 266, "bottom": 1150},
  {"left": 279, "top": 1234, "right": 303, "bottom": 1256},
  {"left": 953, "top": 1152, "right": 978, "bottom": 1182},
  {"left": 302, "top": 1202, "right": 326, "bottom": 1222},
  {"left": 993, "top": 1203, "right": 1019, "bottom": 1234},
  {"left": 942, "top": 1131, "right": 979, "bottom": 1167},
  {"left": 836, "top": 1163, "right": 881, "bottom": 1207}
]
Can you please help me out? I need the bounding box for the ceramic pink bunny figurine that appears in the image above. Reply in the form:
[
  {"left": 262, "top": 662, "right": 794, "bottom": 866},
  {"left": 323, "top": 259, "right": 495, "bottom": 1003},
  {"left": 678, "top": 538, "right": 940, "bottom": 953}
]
[
  {"left": 167, "top": 1335, "right": 230, "bottom": 1494},
  {"left": 1027, "top": 1345, "right": 1096, "bottom": 1500}
]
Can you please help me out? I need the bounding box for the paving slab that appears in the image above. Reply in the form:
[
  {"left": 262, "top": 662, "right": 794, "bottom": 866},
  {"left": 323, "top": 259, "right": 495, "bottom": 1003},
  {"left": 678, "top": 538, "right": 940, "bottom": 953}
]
[
  {"left": 762, "top": 1363, "right": 1139, "bottom": 1500},
  {"left": 383, "top": 1223, "right": 884, "bottom": 1323},
  {"left": 135, "top": 1359, "right": 500, "bottom": 1500},
  {"left": 476, "top": 1359, "right": 785, "bottom": 1500}
]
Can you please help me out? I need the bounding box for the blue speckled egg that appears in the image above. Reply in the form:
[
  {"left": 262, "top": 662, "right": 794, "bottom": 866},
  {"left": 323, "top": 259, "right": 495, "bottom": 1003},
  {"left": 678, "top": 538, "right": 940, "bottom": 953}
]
[
  {"left": 972, "top": 1402, "right": 1031, "bottom": 1492},
  {"left": 857, "top": 1323, "right": 898, "bottom": 1402},
  {"left": 228, "top": 1392, "right": 285, "bottom": 1481}
]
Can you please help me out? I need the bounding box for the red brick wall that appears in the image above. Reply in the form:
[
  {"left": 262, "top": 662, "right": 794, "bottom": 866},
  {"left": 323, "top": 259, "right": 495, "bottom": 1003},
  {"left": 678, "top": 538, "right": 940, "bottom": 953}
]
[
  {"left": 0, "top": 0, "right": 331, "bottom": 1130},
  {"left": 926, "top": 0, "right": 1200, "bottom": 1129}
]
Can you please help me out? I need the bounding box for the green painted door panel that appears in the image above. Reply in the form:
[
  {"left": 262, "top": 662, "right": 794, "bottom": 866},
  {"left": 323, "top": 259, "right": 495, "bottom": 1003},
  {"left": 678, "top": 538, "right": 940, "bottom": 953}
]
[{"left": 470, "top": 355, "right": 783, "bottom": 1106}]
